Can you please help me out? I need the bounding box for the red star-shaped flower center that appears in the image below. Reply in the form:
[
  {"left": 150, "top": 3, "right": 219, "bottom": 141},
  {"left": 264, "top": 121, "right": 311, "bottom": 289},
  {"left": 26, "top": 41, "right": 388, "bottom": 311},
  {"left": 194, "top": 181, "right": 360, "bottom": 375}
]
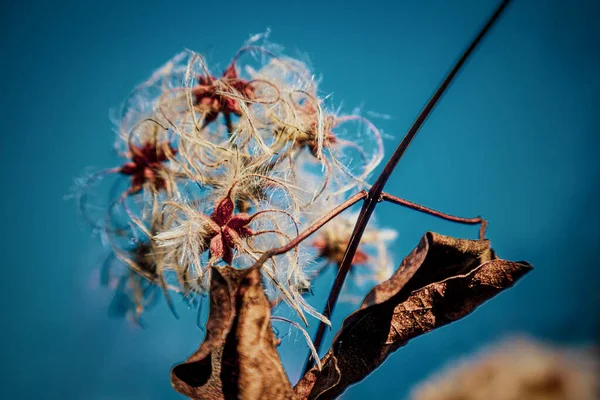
[
  {"left": 205, "top": 196, "right": 254, "bottom": 264},
  {"left": 120, "top": 142, "right": 177, "bottom": 194},
  {"left": 192, "top": 63, "right": 255, "bottom": 125}
]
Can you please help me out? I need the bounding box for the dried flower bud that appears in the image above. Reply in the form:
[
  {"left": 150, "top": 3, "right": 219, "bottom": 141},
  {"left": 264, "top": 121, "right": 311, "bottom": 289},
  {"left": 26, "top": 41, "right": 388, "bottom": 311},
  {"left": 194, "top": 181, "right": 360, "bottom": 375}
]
[{"left": 120, "top": 141, "right": 177, "bottom": 194}]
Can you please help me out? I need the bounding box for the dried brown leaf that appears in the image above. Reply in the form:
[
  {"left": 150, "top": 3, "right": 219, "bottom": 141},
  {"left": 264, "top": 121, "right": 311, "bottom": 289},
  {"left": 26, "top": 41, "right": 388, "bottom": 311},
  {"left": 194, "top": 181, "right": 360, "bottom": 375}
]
[
  {"left": 171, "top": 266, "right": 296, "bottom": 400},
  {"left": 295, "top": 232, "right": 533, "bottom": 400}
]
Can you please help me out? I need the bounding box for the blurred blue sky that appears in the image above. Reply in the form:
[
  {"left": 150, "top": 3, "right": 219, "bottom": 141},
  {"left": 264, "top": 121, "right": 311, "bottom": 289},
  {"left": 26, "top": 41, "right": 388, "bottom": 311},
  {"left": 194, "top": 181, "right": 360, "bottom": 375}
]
[{"left": 1, "top": 0, "right": 599, "bottom": 398}]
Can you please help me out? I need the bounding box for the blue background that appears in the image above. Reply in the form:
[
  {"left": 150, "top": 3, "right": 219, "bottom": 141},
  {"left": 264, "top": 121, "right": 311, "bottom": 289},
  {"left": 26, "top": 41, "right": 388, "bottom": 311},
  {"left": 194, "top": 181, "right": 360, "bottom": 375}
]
[{"left": 1, "top": 0, "right": 599, "bottom": 398}]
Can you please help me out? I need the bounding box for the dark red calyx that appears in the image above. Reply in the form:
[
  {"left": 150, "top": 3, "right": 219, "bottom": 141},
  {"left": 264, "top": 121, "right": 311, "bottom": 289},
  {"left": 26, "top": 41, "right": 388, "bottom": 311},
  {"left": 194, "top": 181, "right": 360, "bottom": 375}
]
[
  {"left": 119, "top": 142, "right": 177, "bottom": 194},
  {"left": 207, "top": 196, "right": 255, "bottom": 264}
]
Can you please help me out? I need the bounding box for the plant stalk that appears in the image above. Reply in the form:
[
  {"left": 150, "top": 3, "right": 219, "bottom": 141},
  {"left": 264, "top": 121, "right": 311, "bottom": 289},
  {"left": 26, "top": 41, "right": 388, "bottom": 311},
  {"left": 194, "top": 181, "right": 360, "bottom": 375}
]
[{"left": 304, "top": 0, "right": 512, "bottom": 375}]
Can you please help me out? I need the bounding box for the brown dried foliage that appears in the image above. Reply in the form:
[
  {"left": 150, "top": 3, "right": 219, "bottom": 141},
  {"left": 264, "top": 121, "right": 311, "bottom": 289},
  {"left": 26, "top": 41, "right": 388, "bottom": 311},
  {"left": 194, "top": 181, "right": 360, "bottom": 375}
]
[
  {"left": 171, "top": 266, "right": 295, "bottom": 400},
  {"left": 294, "top": 232, "right": 532, "bottom": 399},
  {"left": 172, "top": 232, "right": 531, "bottom": 400}
]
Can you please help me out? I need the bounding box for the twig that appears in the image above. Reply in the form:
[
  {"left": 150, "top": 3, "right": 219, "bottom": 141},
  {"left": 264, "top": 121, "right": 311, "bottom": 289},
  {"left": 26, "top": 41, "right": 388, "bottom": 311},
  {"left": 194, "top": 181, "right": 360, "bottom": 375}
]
[
  {"left": 249, "top": 190, "right": 367, "bottom": 266},
  {"left": 381, "top": 192, "right": 487, "bottom": 239},
  {"left": 303, "top": 0, "right": 512, "bottom": 374}
]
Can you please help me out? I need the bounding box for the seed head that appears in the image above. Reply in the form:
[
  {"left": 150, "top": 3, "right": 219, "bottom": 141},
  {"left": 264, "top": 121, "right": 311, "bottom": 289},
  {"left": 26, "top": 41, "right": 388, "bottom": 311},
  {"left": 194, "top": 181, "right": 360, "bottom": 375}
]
[
  {"left": 193, "top": 62, "right": 255, "bottom": 126},
  {"left": 120, "top": 141, "right": 177, "bottom": 194}
]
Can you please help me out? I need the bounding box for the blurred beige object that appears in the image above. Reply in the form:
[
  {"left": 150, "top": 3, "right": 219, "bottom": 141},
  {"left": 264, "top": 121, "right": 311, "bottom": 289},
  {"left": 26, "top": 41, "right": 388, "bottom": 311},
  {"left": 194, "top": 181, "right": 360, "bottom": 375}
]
[{"left": 410, "top": 337, "right": 599, "bottom": 400}]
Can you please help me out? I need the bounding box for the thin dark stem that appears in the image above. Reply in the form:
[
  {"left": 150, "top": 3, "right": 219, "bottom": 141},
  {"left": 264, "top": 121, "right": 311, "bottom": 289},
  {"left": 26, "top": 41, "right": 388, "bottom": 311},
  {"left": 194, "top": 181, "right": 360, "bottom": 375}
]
[
  {"left": 303, "top": 0, "right": 511, "bottom": 374},
  {"left": 381, "top": 192, "right": 488, "bottom": 239}
]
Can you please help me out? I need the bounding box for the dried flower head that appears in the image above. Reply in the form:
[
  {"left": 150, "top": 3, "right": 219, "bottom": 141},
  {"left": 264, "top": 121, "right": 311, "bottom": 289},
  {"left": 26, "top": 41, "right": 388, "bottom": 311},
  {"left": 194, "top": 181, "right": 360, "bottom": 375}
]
[
  {"left": 410, "top": 337, "right": 600, "bottom": 400},
  {"left": 77, "top": 33, "right": 387, "bottom": 324},
  {"left": 310, "top": 210, "right": 396, "bottom": 289},
  {"left": 192, "top": 61, "right": 256, "bottom": 128},
  {"left": 101, "top": 242, "right": 163, "bottom": 324},
  {"left": 120, "top": 140, "right": 178, "bottom": 194}
]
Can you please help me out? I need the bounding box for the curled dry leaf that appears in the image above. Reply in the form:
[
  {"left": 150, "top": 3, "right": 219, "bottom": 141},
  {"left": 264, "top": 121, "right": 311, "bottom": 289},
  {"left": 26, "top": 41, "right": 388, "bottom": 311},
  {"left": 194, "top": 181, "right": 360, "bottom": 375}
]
[
  {"left": 171, "top": 266, "right": 295, "bottom": 400},
  {"left": 295, "top": 232, "right": 533, "bottom": 400}
]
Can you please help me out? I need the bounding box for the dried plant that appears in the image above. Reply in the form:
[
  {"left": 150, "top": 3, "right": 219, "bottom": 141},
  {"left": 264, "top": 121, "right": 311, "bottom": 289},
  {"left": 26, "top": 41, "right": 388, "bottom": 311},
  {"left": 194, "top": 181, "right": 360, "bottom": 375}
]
[
  {"left": 75, "top": 0, "right": 533, "bottom": 398},
  {"left": 409, "top": 337, "right": 599, "bottom": 400}
]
